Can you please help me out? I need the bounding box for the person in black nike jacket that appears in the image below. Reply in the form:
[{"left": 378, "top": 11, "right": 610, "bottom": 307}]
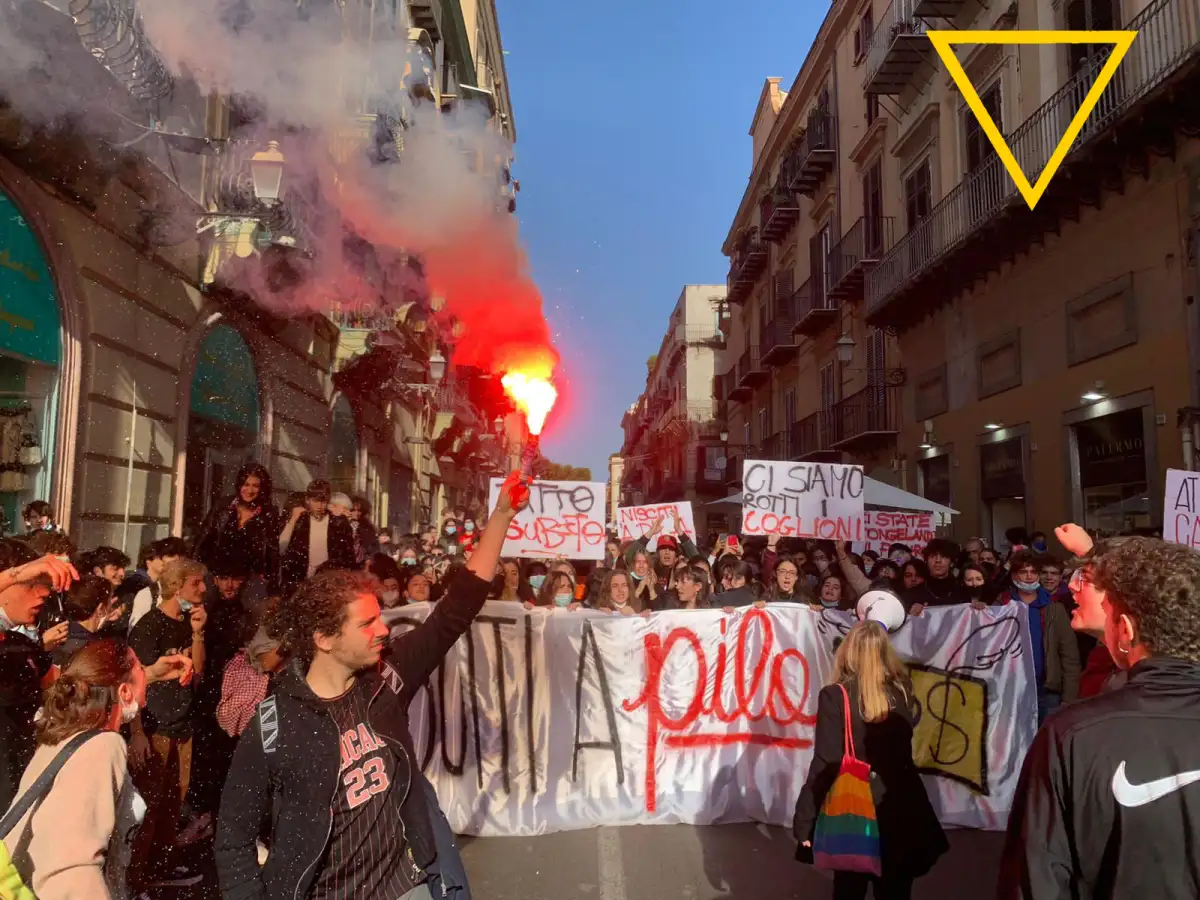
[
  {"left": 214, "top": 472, "right": 531, "bottom": 900},
  {"left": 997, "top": 532, "right": 1200, "bottom": 900}
]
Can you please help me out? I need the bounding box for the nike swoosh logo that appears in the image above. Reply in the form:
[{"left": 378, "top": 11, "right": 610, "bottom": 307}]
[{"left": 1112, "top": 761, "right": 1200, "bottom": 808}]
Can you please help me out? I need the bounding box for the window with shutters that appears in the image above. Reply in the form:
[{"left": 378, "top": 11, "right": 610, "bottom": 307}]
[
  {"left": 862, "top": 160, "right": 884, "bottom": 255},
  {"left": 965, "top": 82, "right": 1002, "bottom": 173},
  {"left": 758, "top": 406, "right": 772, "bottom": 444},
  {"left": 853, "top": 7, "right": 874, "bottom": 64},
  {"left": 784, "top": 388, "right": 796, "bottom": 427},
  {"left": 904, "top": 158, "right": 932, "bottom": 232},
  {"left": 811, "top": 223, "right": 833, "bottom": 303},
  {"left": 866, "top": 93, "right": 879, "bottom": 125}
]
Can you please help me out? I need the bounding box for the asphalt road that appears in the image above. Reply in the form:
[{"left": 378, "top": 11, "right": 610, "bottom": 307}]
[
  {"left": 159, "top": 823, "right": 1003, "bottom": 899},
  {"left": 457, "top": 824, "right": 1005, "bottom": 900}
]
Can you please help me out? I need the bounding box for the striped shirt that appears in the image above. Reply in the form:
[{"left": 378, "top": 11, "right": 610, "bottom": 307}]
[{"left": 309, "top": 687, "right": 413, "bottom": 900}]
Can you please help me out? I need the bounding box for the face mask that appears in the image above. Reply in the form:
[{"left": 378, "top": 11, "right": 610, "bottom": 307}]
[
  {"left": 380, "top": 590, "right": 400, "bottom": 607},
  {"left": 528, "top": 575, "right": 546, "bottom": 591},
  {"left": 554, "top": 593, "right": 573, "bottom": 608},
  {"left": 815, "top": 559, "right": 829, "bottom": 572},
  {"left": 891, "top": 553, "right": 909, "bottom": 566},
  {"left": 821, "top": 597, "right": 840, "bottom": 609},
  {"left": 966, "top": 585, "right": 985, "bottom": 600},
  {"left": 179, "top": 599, "right": 193, "bottom": 612},
  {"left": 630, "top": 571, "right": 644, "bottom": 582},
  {"left": 1014, "top": 579, "right": 1040, "bottom": 593},
  {"left": 446, "top": 526, "right": 457, "bottom": 536},
  {"left": 807, "top": 575, "right": 819, "bottom": 589},
  {"left": 465, "top": 523, "right": 475, "bottom": 533},
  {"left": 1032, "top": 540, "right": 1047, "bottom": 552},
  {"left": 401, "top": 557, "right": 417, "bottom": 566},
  {"left": 120, "top": 696, "right": 140, "bottom": 724}
]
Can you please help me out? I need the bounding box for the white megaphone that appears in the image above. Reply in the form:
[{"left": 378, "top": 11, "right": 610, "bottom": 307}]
[{"left": 855, "top": 589, "right": 906, "bottom": 633}]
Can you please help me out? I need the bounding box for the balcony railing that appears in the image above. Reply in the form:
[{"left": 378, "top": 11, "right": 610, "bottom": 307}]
[
  {"left": 827, "top": 216, "right": 894, "bottom": 301},
  {"left": 761, "top": 183, "right": 801, "bottom": 243},
  {"left": 762, "top": 429, "right": 793, "bottom": 461},
  {"left": 727, "top": 364, "right": 752, "bottom": 401},
  {"left": 329, "top": 308, "right": 398, "bottom": 331},
  {"left": 737, "top": 345, "right": 769, "bottom": 389},
  {"left": 789, "top": 105, "right": 837, "bottom": 197},
  {"left": 863, "top": 0, "right": 931, "bottom": 95},
  {"left": 727, "top": 229, "right": 769, "bottom": 303},
  {"left": 868, "top": 0, "right": 1200, "bottom": 322},
  {"left": 761, "top": 319, "right": 799, "bottom": 366},
  {"left": 685, "top": 324, "right": 726, "bottom": 347},
  {"left": 792, "top": 274, "right": 838, "bottom": 337},
  {"left": 831, "top": 384, "right": 901, "bottom": 451}
]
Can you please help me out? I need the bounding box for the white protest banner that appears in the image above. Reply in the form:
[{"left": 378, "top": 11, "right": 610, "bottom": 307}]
[
  {"left": 1165, "top": 468, "right": 1200, "bottom": 547},
  {"left": 488, "top": 478, "right": 607, "bottom": 560},
  {"left": 615, "top": 501, "right": 696, "bottom": 550},
  {"left": 741, "top": 460, "right": 866, "bottom": 540},
  {"left": 385, "top": 601, "right": 1035, "bottom": 836},
  {"left": 856, "top": 510, "right": 937, "bottom": 556}
]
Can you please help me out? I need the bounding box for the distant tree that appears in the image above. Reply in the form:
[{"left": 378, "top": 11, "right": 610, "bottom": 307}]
[
  {"left": 646, "top": 355, "right": 657, "bottom": 376},
  {"left": 536, "top": 459, "right": 593, "bottom": 481}
]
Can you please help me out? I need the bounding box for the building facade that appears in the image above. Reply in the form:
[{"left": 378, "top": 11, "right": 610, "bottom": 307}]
[
  {"left": 0, "top": 0, "right": 514, "bottom": 554},
  {"left": 716, "top": 0, "right": 1200, "bottom": 547},
  {"left": 618, "top": 285, "right": 728, "bottom": 540}
]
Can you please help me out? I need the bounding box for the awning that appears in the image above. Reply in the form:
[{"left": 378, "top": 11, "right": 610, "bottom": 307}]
[{"left": 707, "top": 476, "right": 959, "bottom": 518}]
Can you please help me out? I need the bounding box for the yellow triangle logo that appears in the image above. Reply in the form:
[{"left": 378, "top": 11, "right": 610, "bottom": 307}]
[{"left": 928, "top": 30, "right": 1137, "bottom": 210}]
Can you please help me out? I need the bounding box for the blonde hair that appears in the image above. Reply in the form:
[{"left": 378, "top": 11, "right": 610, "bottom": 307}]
[
  {"left": 160, "top": 558, "right": 208, "bottom": 600},
  {"left": 831, "top": 621, "right": 909, "bottom": 723}
]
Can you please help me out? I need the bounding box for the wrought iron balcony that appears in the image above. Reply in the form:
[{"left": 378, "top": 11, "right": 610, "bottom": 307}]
[
  {"left": 737, "top": 345, "right": 769, "bottom": 390},
  {"left": 792, "top": 274, "right": 838, "bottom": 337},
  {"left": 831, "top": 384, "right": 901, "bottom": 451},
  {"left": 727, "top": 363, "right": 752, "bottom": 401},
  {"left": 827, "top": 216, "right": 894, "bottom": 302},
  {"left": 727, "top": 228, "right": 769, "bottom": 304},
  {"left": 863, "top": 0, "right": 931, "bottom": 95},
  {"left": 761, "top": 319, "right": 799, "bottom": 366},
  {"left": 685, "top": 324, "right": 726, "bottom": 347},
  {"left": 761, "top": 429, "right": 793, "bottom": 461},
  {"left": 867, "top": 0, "right": 1200, "bottom": 327},
  {"left": 761, "top": 183, "right": 800, "bottom": 243},
  {"left": 789, "top": 105, "right": 838, "bottom": 197},
  {"left": 914, "top": 0, "right": 968, "bottom": 15}
]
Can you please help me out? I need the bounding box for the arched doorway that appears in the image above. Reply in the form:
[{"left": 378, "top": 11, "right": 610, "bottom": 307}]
[
  {"left": 329, "top": 394, "right": 358, "bottom": 496},
  {"left": 182, "top": 324, "right": 262, "bottom": 535},
  {"left": 0, "top": 187, "right": 62, "bottom": 536}
]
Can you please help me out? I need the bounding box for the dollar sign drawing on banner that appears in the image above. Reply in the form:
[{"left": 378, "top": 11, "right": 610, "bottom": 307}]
[{"left": 925, "top": 675, "right": 970, "bottom": 766}]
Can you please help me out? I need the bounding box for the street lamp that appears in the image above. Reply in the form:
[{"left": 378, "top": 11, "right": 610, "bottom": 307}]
[
  {"left": 835, "top": 333, "right": 856, "bottom": 365},
  {"left": 249, "top": 141, "right": 286, "bottom": 203},
  {"left": 428, "top": 351, "right": 446, "bottom": 383}
]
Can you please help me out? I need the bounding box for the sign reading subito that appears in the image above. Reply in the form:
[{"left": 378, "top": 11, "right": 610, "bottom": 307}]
[
  {"left": 488, "top": 479, "right": 607, "bottom": 560},
  {"left": 741, "top": 460, "right": 866, "bottom": 540}
]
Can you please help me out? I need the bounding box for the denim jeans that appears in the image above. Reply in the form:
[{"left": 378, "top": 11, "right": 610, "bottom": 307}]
[{"left": 1037, "top": 687, "right": 1062, "bottom": 725}]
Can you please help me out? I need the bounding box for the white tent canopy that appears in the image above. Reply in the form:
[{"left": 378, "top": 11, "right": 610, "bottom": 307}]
[{"left": 707, "top": 475, "right": 958, "bottom": 523}]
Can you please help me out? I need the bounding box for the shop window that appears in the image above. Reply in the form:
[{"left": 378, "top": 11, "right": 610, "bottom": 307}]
[
  {"left": 919, "top": 453, "right": 952, "bottom": 507},
  {"left": 1075, "top": 407, "right": 1149, "bottom": 533},
  {"left": 980, "top": 436, "right": 1027, "bottom": 550}
]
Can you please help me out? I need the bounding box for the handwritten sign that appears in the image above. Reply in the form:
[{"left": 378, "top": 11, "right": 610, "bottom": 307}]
[
  {"left": 855, "top": 510, "right": 936, "bottom": 556},
  {"left": 615, "top": 502, "right": 696, "bottom": 550},
  {"left": 386, "top": 602, "right": 1035, "bottom": 836},
  {"left": 488, "top": 478, "right": 607, "bottom": 560},
  {"left": 1165, "top": 468, "right": 1200, "bottom": 547},
  {"left": 741, "top": 460, "right": 865, "bottom": 540}
]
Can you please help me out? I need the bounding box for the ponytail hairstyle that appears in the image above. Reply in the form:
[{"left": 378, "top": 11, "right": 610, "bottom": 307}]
[{"left": 37, "top": 639, "right": 135, "bottom": 745}]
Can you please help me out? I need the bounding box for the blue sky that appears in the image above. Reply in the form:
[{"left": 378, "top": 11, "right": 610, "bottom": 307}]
[{"left": 499, "top": 0, "right": 824, "bottom": 480}]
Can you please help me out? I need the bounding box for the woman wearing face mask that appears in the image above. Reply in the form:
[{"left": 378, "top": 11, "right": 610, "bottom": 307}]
[
  {"left": 593, "top": 570, "right": 647, "bottom": 616},
  {"left": 457, "top": 517, "right": 479, "bottom": 555},
  {"left": 439, "top": 520, "right": 462, "bottom": 556},
  {"left": 628, "top": 549, "right": 659, "bottom": 611},
  {"left": 533, "top": 571, "right": 581, "bottom": 610},
  {"left": 3, "top": 638, "right": 191, "bottom": 900},
  {"left": 810, "top": 572, "right": 853, "bottom": 612}
]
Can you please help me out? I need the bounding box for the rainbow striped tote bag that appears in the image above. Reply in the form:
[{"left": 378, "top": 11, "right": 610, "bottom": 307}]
[{"left": 812, "top": 684, "right": 882, "bottom": 876}]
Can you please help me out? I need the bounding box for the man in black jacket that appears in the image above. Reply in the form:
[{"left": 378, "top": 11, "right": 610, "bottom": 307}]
[
  {"left": 279, "top": 480, "right": 358, "bottom": 595},
  {"left": 215, "top": 473, "right": 529, "bottom": 900},
  {"left": 997, "top": 534, "right": 1200, "bottom": 900}
]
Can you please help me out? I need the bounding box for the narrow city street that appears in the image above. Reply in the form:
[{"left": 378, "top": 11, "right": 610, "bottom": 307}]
[{"left": 458, "top": 825, "right": 1004, "bottom": 900}]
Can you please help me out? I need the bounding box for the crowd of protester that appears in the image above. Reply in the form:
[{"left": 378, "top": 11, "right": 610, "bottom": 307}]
[{"left": 1, "top": 464, "right": 1198, "bottom": 900}]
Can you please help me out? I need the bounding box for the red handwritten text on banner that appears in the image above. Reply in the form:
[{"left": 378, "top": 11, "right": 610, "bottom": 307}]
[
  {"left": 740, "top": 460, "right": 865, "bottom": 539},
  {"left": 489, "top": 479, "right": 608, "bottom": 560}
]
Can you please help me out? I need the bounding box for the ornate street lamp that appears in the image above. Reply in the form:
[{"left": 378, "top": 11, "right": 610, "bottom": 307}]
[{"left": 249, "top": 141, "right": 286, "bottom": 203}]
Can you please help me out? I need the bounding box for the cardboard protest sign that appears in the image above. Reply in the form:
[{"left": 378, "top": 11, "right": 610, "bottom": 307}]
[
  {"left": 1165, "top": 468, "right": 1200, "bottom": 548},
  {"left": 615, "top": 502, "right": 696, "bottom": 550},
  {"left": 854, "top": 510, "right": 936, "bottom": 556},
  {"left": 741, "top": 460, "right": 865, "bottom": 540},
  {"left": 488, "top": 478, "right": 607, "bottom": 560}
]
